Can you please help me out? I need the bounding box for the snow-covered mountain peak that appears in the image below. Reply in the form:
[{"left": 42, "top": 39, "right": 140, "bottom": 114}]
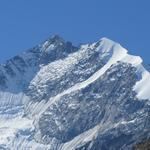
[
  {"left": 37, "top": 35, "right": 78, "bottom": 64},
  {"left": 94, "top": 37, "right": 150, "bottom": 100},
  {"left": 49, "top": 34, "right": 65, "bottom": 42},
  {"left": 93, "top": 37, "right": 128, "bottom": 61},
  {"left": 41, "top": 35, "right": 65, "bottom": 51},
  {"left": 98, "top": 37, "right": 142, "bottom": 65},
  {"left": 0, "top": 36, "right": 150, "bottom": 149},
  {"left": 99, "top": 37, "right": 118, "bottom": 46}
]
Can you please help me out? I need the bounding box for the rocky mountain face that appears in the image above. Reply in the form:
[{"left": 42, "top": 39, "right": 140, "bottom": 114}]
[
  {"left": 0, "top": 35, "right": 150, "bottom": 150},
  {"left": 134, "top": 138, "right": 150, "bottom": 150}
]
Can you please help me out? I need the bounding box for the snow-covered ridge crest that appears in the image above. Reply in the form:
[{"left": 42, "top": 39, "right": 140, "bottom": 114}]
[
  {"left": 99, "top": 37, "right": 143, "bottom": 67},
  {"left": 98, "top": 38, "right": 150, "bottom": 100}
]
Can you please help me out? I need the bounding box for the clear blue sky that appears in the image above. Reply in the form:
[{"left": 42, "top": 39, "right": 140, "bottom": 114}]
[{"left": 0, "top": 0, "right": 150, "bottom": 63}]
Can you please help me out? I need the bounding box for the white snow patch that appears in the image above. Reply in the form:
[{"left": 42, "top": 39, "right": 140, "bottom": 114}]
[{"left": 134, "top": 68, "right": 150, "bottom": 100}]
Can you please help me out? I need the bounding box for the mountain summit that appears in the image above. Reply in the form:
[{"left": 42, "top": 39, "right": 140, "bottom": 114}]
[{"left": 0, "top": 35, "right": 150, "bottom": 150}]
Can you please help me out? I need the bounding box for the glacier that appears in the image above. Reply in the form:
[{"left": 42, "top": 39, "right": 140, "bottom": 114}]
[{"left": 0, "top": 35, "right": 150, "bottom": 150}]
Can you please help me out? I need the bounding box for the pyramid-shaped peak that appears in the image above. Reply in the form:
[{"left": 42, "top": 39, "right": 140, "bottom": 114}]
[
  {"left": 93, "top": 37, "right": 128, "bottom": 55},
  {"left": 100, "top": 37, "right": 114, "bottom": 42},
  {"left": 48, "top": 35, "right": 65, "bottom": 44},
  {"left": 99, "top": 37, "right": 120, "bottom": 47}
]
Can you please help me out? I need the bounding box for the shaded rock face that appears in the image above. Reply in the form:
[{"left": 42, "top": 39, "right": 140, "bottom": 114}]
[
  {"left": 0, "top": 70, "right": 6, "bottom": 87},
  {"left": 134, "top": 138, "right": 150, "bottom": 150},
  {"left": 0, "top": 35, "right": 150, "bottom": 150}
]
